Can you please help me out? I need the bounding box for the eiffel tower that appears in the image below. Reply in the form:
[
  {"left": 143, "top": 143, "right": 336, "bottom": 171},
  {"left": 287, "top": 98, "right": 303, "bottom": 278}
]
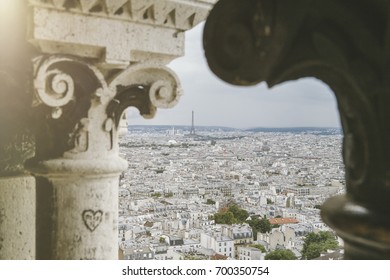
[{"left": 190, "top": 110, "right": 195, "bottom": 135}]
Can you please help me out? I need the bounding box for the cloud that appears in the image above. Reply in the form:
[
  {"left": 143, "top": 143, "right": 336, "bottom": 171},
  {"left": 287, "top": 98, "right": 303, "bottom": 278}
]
[{"left": 127, "top": 23, "right": 341, "bottom": 129}]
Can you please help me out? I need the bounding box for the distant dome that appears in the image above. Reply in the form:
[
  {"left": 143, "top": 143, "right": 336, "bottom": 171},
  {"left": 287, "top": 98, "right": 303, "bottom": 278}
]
[{"left": 168, "top": 139, "right": 177, "bottom": 145}]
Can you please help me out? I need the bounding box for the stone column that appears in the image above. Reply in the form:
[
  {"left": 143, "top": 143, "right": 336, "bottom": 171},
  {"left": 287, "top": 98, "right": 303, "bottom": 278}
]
[
  {"left": 22, "top": 0, "right": 215, "bottom": 260},
  {"left": 203, "top": 0, "right": 390, "bottom": 259},
  {"left": 0, "top": 163, "right": 35, "bottom": 260},
  {"left": 0, "top": 0, "right": 36, "bottom": 259},
  {"left": 26, "top": 57, "right": 182, "bottom": 259},
  {"left": 24, "top": 56, "right": 125, "bottom": 259}
]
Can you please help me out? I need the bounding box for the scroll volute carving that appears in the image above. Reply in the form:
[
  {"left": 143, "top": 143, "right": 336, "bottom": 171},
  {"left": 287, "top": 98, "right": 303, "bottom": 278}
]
[
  {"left": 32, "top": 56, "right": 107, "bottom": 160},
  {"left": 107, "top": 63, "right": 182, "bottom": 129},
  {"left": 203, "top": 0, "right": 390, "bottom": 210}
]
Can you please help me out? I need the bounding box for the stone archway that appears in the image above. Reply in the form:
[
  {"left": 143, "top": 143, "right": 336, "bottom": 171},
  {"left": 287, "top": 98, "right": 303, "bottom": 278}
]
[{"left": 203, "top": 0, "right": 390, "bottom": 259}]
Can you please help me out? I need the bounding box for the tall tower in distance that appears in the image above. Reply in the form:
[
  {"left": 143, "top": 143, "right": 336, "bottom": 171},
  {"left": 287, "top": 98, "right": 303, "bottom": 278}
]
[{"left": 190, "top": 110, "right": 196, "bottom": 135}]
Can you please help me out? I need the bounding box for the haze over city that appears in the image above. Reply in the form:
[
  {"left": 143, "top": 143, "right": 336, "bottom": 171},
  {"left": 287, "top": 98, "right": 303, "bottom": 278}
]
[{"left": 127, "top": 23, "right": 341, "bottom": 129}]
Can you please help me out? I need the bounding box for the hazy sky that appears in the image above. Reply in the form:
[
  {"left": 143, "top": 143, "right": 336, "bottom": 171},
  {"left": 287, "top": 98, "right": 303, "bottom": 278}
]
[{"left": 127, "top": 23, "right": 341, "bottom": 129}]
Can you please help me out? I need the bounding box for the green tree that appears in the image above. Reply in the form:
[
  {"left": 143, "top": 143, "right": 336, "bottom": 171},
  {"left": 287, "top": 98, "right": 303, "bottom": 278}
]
[
  {"left": 250, "top": 244, "right": 266, "bottom": 253},
  {"left": 164, "top": 192, "right": 173, "bottom": 198},
  {"left": 228, "top": 204, "right": 249, "bottom": 223},
  {"left": 265, "top": 249, "right": 297, "bottom": 260},
  {"left": 206, "top": 199, "right": 216, "bottom": 205},
  {"left": 213, "top": 204, "right": 248, "bottom": 225},
  {"left": 247, "top": 216, "right": 271, "bottom": 240},
  {"left": 258, "top": 216, "right": 272, "bottom": 233},
  {"left": 249, "top": 216, "right": 271, "bottom": 233},
  {"left": 301, "top": 231, "right": 339, "bottom": 259},
  {"left": 304, "top": 243, "right": 324, "bottom": 260},
  {"left": 151, "top": 192, "right": 161, "bottom": 198},
  {"left": 214, "top": 211, "right": 237, "bottom": 225}
]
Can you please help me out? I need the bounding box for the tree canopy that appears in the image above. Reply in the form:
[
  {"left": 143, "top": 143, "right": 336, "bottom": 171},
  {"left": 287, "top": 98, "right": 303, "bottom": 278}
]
[
  {"left": 228, "top": 204, "right": 249, "bottom": 222},
  {"left": 250, "top": 244, "right": 266, "bottom": 253},
  {"left": 265, "top": 249, "right": 297, "bottom": 260},
  {"left": 247, "top": 216, "right": 271, "bottom": 240},
  {"left": 301, "top": 231, "right": 339, "bottom": 259},
  {"left": 164, "top": 192, "right": 173, "bottom": 198},
  {"left": 206, "top": 198, "right": 216, "bottom": 205},
  {"left": 213, "top": 204, "right": 249, "bottom": 225},
  {"left": 213, "top": 211, "right": 237, "bottom": 225},
  {"left": 151, "top": 192, "right": 161, "bottom": 198}
]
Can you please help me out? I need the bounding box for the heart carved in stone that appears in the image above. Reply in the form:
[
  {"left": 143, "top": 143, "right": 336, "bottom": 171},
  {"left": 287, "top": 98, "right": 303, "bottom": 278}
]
[{"left": 82, "top": 210, "right": 103, "bottom": 232}]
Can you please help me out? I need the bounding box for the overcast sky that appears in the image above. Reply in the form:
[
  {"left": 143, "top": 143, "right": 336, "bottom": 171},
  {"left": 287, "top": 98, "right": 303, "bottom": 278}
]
[{"left": 127, "top": 23, "right": 341, "bottom": 129}]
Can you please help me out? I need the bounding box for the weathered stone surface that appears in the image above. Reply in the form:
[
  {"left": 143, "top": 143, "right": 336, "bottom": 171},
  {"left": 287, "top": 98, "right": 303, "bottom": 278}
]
[
  {"left": 0, "top": 176, "right": 35, "bottom": 259},
  {"left": 28, "top": 0, "right": 216, "bottom": 68},
  {"left": 34, "top": 175, "right": 119, "bottom": 259}
]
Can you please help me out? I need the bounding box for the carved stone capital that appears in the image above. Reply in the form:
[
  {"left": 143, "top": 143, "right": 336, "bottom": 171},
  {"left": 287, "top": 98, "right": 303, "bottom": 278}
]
[{"left": 28, "top": 56, "right": 181, "bottom": 164}]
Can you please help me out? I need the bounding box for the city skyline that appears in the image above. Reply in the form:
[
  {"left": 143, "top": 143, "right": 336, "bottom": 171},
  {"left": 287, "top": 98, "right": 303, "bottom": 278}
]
[
  {"left": 118, "top": 128, "right": 345, "bottom": 260},
  {"left": 127, "top": 23, "right": 341, "bottom": 129}
]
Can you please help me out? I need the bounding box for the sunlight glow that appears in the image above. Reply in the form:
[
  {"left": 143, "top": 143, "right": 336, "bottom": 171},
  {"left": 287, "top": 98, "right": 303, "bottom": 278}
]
[
  {"left": 0, "top": 0, "right": 25, "bottom": 60},
  {"left": 0, "top": 0, "right": 20, "bottom": 23}
]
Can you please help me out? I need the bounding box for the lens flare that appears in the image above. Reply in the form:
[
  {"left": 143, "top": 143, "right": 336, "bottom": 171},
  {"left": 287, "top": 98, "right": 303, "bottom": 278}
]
[
  {"left": 0, "top": 0, "right": 25, "bottom": 60},
  {"left": 0, "top": 0, "right": 20, "bottom": 23}
]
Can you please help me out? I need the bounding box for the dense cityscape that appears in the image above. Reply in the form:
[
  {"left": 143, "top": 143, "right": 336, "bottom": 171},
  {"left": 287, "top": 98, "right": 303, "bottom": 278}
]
[{"left": 118, "top": 126, "right": 345, "bottom": 260}]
